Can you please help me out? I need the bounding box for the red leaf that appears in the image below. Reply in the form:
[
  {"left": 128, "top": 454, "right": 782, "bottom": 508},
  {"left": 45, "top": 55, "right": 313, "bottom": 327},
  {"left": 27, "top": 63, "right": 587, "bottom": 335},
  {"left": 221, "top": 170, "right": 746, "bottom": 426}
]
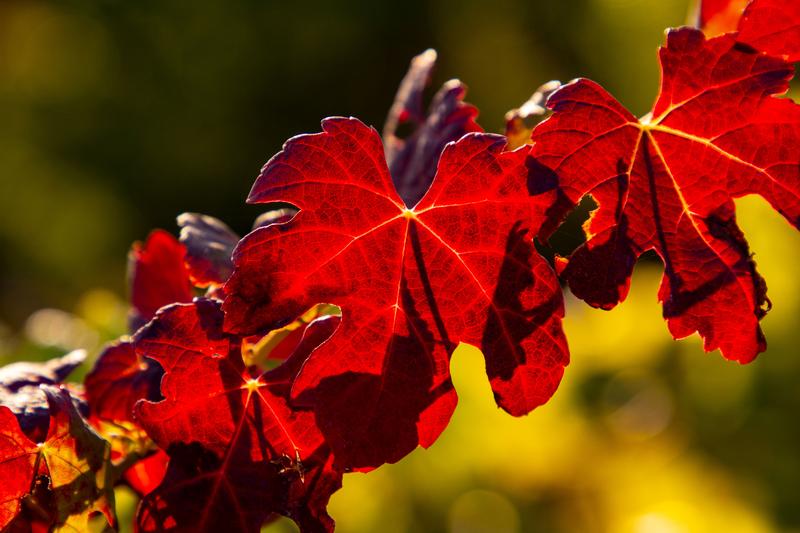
[
  {"left": 0, "top": 407, "right": 38, "bottom": 530},
  {"left": 223, "top": 117, "right": 569, "bottom": 469},
  {"left": 129, "top": 230, "right": 194, "bottom": 329},
  {"left": 134, "top": 300, "right": 342, "bottom": 533},
  {"left": 85, "top": 340, "right": 163, "bottom": 423},
  {"left": 122, "top": 449, "right": 168, "bottom": 496},
  {"left": 737, "top": 0, "right": 800, "bottom": 62},
  {"left": 0, "top": 387, "right": 115, "bottom": 531},
  {"left": 698, "top": 0, "right": 800, "bottom": 61},
  {"left": 530, "top": 28, "right": 800, "bottom": 362}
]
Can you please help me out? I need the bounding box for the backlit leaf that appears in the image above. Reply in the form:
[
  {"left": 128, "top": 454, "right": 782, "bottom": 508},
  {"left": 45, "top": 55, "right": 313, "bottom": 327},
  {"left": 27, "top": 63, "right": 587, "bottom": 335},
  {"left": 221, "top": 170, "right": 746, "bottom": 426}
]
[
  {"left": 530, "top": 28, "right": 800, "bottom": 362},
  {"left": 224, "top": 117, "right": 569, "bottom": 469},
  {"left": 134, "top": 300, "right": 343, "bottom": 533}
]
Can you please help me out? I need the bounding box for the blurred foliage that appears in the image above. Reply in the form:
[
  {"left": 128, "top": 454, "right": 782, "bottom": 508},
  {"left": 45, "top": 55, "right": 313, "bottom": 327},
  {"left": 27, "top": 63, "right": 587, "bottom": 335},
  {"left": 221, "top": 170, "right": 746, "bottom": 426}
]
[{"left": 2, "top": 0, "right": 800, "bottom": 532}]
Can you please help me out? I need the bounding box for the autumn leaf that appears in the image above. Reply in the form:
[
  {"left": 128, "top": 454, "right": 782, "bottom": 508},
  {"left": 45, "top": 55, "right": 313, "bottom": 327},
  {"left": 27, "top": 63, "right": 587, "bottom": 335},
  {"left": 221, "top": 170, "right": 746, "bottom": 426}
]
[
  {"left": 91, "top": 230, "right": 192, "bottom": 425},
  {"left": 736, "top": 0, "right": 800, "bottom": 62},
  {"left": 382, "top": 49, "right": 482, "bottom": 207},
  {"left": 89, "top": 417, "right": 166, "bottom": 497},
  {"left": 129, "top": 229, "right": 194, "bottom": 330},
  {"left": 223, "top": 117, "right": 569, "bottom": 469},
  {"left": 84, "top": 339, "right": 167, "bottom": 496},
  {"left": 0, "top": 406, "right": 37, "bottom": 530},
  {"left": 0, "top": 386, "right": 115, "bottom": 532},
  {"left": 134, "top": 299, "right": 343, "bottom": 533},
  {"left": 529, "top": 27, "right": 800, "bottom": 362},
  {"left": 85, "top": 340, "right": 162, "bottom": 424},
  {"left": 698, "top": 0, "right": 799, "bottom": 61}
]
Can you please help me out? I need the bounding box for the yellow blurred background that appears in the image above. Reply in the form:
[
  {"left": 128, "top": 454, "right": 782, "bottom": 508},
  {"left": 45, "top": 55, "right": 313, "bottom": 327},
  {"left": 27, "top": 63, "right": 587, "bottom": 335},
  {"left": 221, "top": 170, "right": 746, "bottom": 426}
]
[{"left": 1, "top": 0, "right": 799, "bottom": 531}]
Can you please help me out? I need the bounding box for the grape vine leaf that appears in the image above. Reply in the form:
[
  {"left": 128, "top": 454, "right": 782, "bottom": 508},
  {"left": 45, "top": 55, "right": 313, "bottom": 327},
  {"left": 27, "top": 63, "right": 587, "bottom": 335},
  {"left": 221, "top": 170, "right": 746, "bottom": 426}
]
[
  {"left": 0, "top": 406, "right": 37, "bottom": 530},
  {"left": 91, "top": 223, "right": 227, "bottom": 425},
  {"left": 134, "top": 299, "right": 343, "bottom": 533},
  {"left": 223, "top": 117, "right": 569, "bottom": 469},
  {"left": 382, "top": 49, "right": 482, "bottom": 207},
  {"left": 736, "top": 0, "right": 800, "bottom": 62},
  {"left": 699, "top": 0, "right": 799, "bottom": 61},
  {"left": 529, "top": 27, "right": 800, "bottom": 362},
  {"left": 0, "top": 386, "right": 115, "bottom": 532},
  {"left": 109, "top": 229, "right": 194, "bottom": 426},
  {"left": 85, "top": 340, "right": 163, "bottom": 424},
  {"left": 129, "top": 229, "right": 194, "bottom": 330}
]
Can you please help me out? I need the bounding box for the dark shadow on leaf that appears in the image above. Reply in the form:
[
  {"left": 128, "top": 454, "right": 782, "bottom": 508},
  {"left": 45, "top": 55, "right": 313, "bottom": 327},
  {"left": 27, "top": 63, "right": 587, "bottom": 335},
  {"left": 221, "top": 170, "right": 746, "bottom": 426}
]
[
  {"left": 295, "top": 270, "right": 453, "bottom": 470},
  {"left": 562, "top": 217, "right": 637, "bottom": 309},
  {"left": 662, "top": 207, "right": 768, "bottom": 321},
  {"left": 482, "top": 222, "right": 563, "bottom": 383},
  {"left": 525, "top": 155, "right": 574, "bottom": 239}
]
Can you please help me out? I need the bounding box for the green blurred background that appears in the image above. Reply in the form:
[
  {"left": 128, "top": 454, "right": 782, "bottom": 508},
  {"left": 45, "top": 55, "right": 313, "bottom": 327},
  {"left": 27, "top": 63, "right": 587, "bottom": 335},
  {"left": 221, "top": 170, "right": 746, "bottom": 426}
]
[{"left": 1, "top": 0, "right": 799, "bottom": 532}]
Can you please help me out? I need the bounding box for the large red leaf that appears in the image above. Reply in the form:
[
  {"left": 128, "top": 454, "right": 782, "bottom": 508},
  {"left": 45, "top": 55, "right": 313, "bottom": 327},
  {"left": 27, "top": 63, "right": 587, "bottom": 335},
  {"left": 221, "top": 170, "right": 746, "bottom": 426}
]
[
  {"left": 530, "top": 27, "right": 800, "bottom": 362},
  {"left": 134, "top": 300, "right": 342, "bottom": 533},
  {"left": 223, "top": 117, "right": 569, "bottom": 469}
]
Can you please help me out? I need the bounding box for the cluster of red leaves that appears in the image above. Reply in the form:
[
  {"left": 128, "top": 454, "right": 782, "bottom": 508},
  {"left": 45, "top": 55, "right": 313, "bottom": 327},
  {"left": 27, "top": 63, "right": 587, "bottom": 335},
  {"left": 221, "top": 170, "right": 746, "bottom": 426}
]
[{"left": 1, "top": 1, "right": 798, "bottom": 531}]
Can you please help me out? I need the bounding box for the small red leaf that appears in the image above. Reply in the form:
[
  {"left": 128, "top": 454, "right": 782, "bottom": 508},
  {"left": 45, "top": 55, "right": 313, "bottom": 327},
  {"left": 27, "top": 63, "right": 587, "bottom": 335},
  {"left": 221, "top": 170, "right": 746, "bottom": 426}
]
[
  {"left": 530, "top": 28, "right": 800, "bottom": 362},
  {"left": 223, "top": 117, "right": 569, "bottom": 469},
  {"left": 0, "top": 386, "right": 115, "bottom": 531},
  {"left": 85, "top": 340, "right": 162, "bottom": 423},
  {"left": 0, "top": 406, "right": 38, "bottom": 530},
  {"left": 134, "top": 300, "right": 342, "bottom": 533},
  {"left": 122, "top": 449, "right": 168, "bottom": 496},
  {"left": 129, "top": 230, "right": 194, "bottom": 329},
  {"left": 177, "top": 213, "right": 240, "bottom": 287}
]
